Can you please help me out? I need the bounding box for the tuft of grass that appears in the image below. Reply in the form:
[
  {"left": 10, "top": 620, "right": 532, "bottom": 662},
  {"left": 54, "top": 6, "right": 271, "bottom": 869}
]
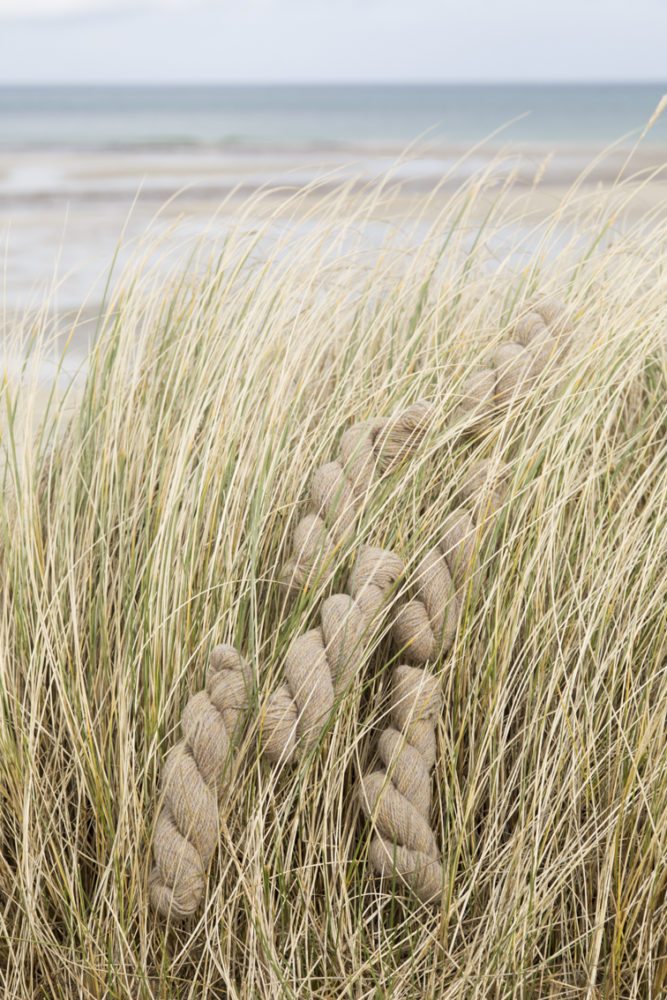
[{"left": 0, "top": 166, "right": 666, "bottom": 998}]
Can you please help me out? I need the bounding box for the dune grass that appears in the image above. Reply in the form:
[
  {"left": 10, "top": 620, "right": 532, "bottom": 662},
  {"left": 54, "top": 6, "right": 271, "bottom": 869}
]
[{"left": 0, "top": 164, "right": 666, "bottom": 998}]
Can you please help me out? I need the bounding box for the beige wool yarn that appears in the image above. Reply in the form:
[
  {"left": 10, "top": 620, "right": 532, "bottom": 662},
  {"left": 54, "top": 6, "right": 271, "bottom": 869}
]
[
  {"left": 148, "top": 298, "right": 574, "bottom": 918},
  {"left": 149, "top": 545, "right": 406, "bottom": 919},
  {"left": 358, "top": 299, "right": 574, "bottom": 902},
  {"left": 260, "top": 544, "right": 404, "bottom": 764},
  {"left": 280, "top": 402, "right": 434, "bottom": 595},
  {"left": 281, "top": 299, "right": 571, "bottom": 598},
  {"left": 359, "top": 464, "right": 506, "bottom": 903},
  {"left": 149, "top": 644, "right": 252, "bottom": 919}
]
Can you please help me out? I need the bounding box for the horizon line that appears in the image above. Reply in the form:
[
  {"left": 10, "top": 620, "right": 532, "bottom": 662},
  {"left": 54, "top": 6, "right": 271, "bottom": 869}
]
[{"left": 1, "top": 79, "right": 666, "bottom": 88}]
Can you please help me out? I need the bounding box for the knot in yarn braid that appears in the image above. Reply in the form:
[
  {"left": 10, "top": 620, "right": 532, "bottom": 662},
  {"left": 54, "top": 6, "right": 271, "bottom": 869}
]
[
  {"left": 281, "top": 401, "right": 434, "bottom": 595},
  {"left": 149, "top": 645, "right": 251, "bottom": 920},
  {"left": 262, "top": 545, "right": 404, "bottom": 765}
]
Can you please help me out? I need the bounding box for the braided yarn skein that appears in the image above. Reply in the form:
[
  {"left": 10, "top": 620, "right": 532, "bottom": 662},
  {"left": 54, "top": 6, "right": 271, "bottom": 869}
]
[
  {"left": 149, "top": 645, "right": 252, "bottom": 919},
  {"left": 147, "top": 479, "right": 492, "bottom": 919},
  {"left": 148, "top": 298, "right": 574, "bottom": 917},
  {"left": 148, "top": 547, "right": 403, "bottom": 919},
  {"left": 359, "top": 461, "right": 506, "bottom": 903},
  {"left": 358, "top": 299, "right": 574, "bottom": 903}
]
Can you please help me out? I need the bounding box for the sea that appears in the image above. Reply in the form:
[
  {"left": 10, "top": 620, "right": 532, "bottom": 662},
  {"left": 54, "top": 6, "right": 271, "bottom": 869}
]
[
  {"left": 0, "top": 83, "right": 665, "bottom": 315},
  {"left": 2, "top": 84, "right": 666, "bottom": 150}
]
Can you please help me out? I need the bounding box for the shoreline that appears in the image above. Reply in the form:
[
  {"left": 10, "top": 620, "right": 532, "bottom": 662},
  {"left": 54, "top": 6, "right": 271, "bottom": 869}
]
[{"left": 1, "top": 140, "right": 665, "bottom": 314}]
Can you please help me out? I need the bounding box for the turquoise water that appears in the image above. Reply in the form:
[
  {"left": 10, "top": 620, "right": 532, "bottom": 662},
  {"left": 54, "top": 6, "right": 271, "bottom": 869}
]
[{"left": 1, "top": 84, "right": 666, "bottom": 150}]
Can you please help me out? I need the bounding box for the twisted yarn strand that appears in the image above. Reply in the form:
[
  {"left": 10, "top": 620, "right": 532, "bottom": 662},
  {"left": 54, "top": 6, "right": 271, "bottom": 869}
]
[
  {"left": 149, "top": 644, "right": 252, "bottom": 919},
  {"left": 359, "top": 299, "right": 573, "bottom": 902},
  {"left": 261, "top": 544, "right": 404, "bottom": 764},
  {"left": 281, "top": 403, "right": 433, "bottom": 595},
  {"left": 359, "top": 459, "right": 505, "bottom": 902},
  {"left": 363, "top": 666, "right": 443, "bottom": 902},
  {"left": 452, "top": 299, "right": 572, "bottom": 431}
]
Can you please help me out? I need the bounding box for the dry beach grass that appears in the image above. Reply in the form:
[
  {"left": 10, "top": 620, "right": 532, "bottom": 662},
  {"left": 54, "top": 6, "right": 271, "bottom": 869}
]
[{"left": 0, "top": 164, "right": 666, "bottom": 997}]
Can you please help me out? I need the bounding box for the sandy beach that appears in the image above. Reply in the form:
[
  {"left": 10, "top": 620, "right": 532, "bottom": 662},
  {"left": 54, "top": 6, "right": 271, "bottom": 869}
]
[
  {"left": 1, "top": 83, "right": 665, "bottom": 325},
  {"left": 2, "top": 137, "right": 665, "bottom": 477},
  {"left": 2, "top": 141, "right": 666, "bottom": 315}
]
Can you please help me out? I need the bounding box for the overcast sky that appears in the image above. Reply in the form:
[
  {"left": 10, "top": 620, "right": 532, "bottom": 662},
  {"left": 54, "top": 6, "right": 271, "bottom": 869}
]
[{"left": 0, "top": 0, "right": 665, "bottom": 84}]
